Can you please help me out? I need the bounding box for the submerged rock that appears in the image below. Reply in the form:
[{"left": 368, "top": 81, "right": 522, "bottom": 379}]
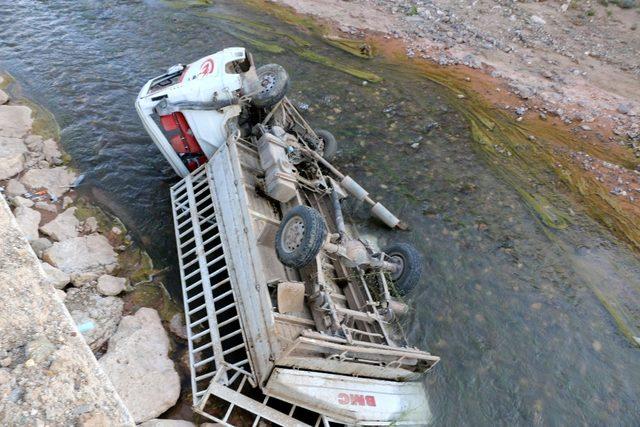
[
  {"left": 96, "top": 275, "right": 126, "bottom": 296},
  {"left": 20, "top": 166, "right": 77, "bottom": 198},
  {"left": 41, "top": 262, "right": 71, "bottom": 289},
  {"left": 40, "top": 207, "right": 79, "bottom": 242},
  {"left": 99, "top": 308, "right": 180, "bottom": 423},
  {"left": 13, "top": 206, "right": 40, "bottom": 241},
  {"left": 43, "top": 234, "right": 117, "bottom": 276},
  {"left": 65, "top": 285, "right": 123, "bottom": 351},
  {"left": 0, "top": 136, "right": 28, "bottom": 180}
]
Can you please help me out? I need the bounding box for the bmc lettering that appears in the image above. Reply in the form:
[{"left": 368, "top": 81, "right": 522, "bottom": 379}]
[{"left": 337, "top": 393, "right": 377, "bottom": 407}]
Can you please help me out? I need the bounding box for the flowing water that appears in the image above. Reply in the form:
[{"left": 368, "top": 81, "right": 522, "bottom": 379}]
[{"left": 1, "top": 1, "right": 639, "bottom": 425}]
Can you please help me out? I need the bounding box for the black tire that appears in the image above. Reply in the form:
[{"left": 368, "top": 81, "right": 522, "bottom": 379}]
[
  {"left": 384, "top": 242, "right": 423, "bottom": 293},
  {"left": 314, "top": 129, "right": 338, "bottom": 161},
  {"left": 276, "top": 205, "right": 327, "bottom": 268},
  {"left": 252, "top": 64, "right": 290, "bottom": 108}
]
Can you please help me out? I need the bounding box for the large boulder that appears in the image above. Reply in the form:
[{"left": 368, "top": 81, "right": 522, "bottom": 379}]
[
  {"left": 20, "top": 166, "right": 77, "bottom": 198},
  {"left": 40, "top": 207, "right": 79, "bottom": 241},
  {"left": 65, "top": 285, "right": 123, "bottom": 351},
  {"left": 99, "top": 308, "right": 180, "bottom": 423},
  {"left": 41, "top": 262, "right": 71, "bottom": 289},
  {"left": 0, "top": 136, "right": 28, "bottom": 180},
  {"left": 42, "top": 234, "right": 117, "bottom": 276},
  {"left": 0, "top": 105, "right": 32, "bottom": 138},
  {"left": 0, "top": 89, "right": 8, "bottom": 105},
  {"left": 13, "top": 206, "right": 41, "bottom": 241}
]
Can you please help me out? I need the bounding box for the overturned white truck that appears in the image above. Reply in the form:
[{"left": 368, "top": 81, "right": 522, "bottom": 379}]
[{"left": 136, "top": 48, "right": 439, "bottom": 426}]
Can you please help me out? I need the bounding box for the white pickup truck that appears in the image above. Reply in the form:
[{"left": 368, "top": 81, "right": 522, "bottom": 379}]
[{"left": 136, "top": 47, "right": 439, "bottom": 426}]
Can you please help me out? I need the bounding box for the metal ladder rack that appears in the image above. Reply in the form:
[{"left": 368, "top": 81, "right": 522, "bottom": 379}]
[
  {"left": 171, "top": 165, "right": 254, "bottom": 404},
  {"left": 171, "top": 164, "right": 340, "bottom": 426}
]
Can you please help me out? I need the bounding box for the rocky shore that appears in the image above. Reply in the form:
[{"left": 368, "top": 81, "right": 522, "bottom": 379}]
[{"left": 0, "top": 75, "right": 197, "bottom": 425}]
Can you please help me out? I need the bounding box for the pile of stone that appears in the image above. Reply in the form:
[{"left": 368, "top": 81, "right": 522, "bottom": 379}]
[{"left": 0, "top": 91, "right": 180, "bottom": 423}]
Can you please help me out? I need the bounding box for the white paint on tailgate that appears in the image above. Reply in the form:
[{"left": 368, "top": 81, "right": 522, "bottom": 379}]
[{"left": 265, "top": 368, "right": 431, "bottom": 425}]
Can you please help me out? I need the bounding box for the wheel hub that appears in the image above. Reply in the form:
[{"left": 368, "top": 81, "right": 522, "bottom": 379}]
[
  {"left": 260, "top": 74, "right": 276, "bottom": 94},
  {"left": 389, "top": 254, "right": 404, "bottom": 280},
  {"left": 282, "top": 216, "right": 305, "bottom": 253}
]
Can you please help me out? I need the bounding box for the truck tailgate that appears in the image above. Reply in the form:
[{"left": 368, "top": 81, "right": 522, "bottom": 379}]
[{"left": 265, "top": 368, "right": 431, "bottom": 425}]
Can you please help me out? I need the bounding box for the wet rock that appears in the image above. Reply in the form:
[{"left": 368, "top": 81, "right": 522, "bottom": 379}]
[
  {"left": 140, "top": 420, "right": 196, "bottom": 427},
  {"left": 30, "top": 237, "right": 52, "bottom": 258},
  {"left": 65, "top": 285, "right": 123, "bottom": 351},
  {"left": 20, "top": 166, "right": 77, "bottom": 198},
  {"left": 13, "top": 206, "right": 41, "bottom": 241},
  {"left": 42, "top": 139, "right": 62, "bottom": 165},
  {"left": 82, "top": 217, "right": 99, "bottom": 234},
  {"left": 41, "top": 262, "right": 71, "bottom": 289},
  {"left": 96, "top": 275, "right": 126, "bottom": 296},
  {"left": 0, "top": 90, "right": 8, "bottom": 105},
  {"left": 169, "top": 313, "right": 187, "bottom": 340},
  {"left": 0, "top": 105, "right": 32, "bottom": 138},
  {"left": 43, "top": 234, "right": 117, "bottom": 276},
  {"left": 40, "top": 207, "right": 79, "bottom": 241},
  {"left": 0, "top": 136, "right": 28, "bottom": 180},
  {"left": 5, "top": 179, "right": 26, "bottom": 197},
  {"left": 99, "top": 308, "right": 180, "bottom": 423}
]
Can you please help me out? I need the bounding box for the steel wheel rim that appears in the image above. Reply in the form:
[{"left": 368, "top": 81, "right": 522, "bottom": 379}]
[
  {"left": 282, "top": 216, "right": 305, "bottom": 253},
  {"left": 260, "top": 73, "right": 276, "bottom": 94}
]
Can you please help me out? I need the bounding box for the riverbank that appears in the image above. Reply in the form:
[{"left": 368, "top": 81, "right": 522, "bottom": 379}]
[{"left": 0, "top": 73, "right": 194, "bottom": 424}]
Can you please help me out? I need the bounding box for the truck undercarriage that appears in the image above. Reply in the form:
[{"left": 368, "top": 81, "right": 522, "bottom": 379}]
[{"left": 138, "top": 48, "right": 439, "bottom": 426}]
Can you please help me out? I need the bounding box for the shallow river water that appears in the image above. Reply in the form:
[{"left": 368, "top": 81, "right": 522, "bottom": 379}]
[{"left": 1, "top": 1, "right": 639, "bottom": 425}]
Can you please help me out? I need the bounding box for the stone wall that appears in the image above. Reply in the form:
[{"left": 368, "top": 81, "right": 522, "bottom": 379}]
[{"left": 0, "top": 193, "right": 134, "bottom": 425}]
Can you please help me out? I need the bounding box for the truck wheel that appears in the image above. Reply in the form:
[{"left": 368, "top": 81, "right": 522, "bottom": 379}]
[
  {"left": 384, "top": 242, "right": 423, "bottom": 293},
  {"left": 314, "top": 129, "right": 338, "bottom": 161},
  {"left": 276, "top": 205, "right": 327, "bottom": 268},
  {"left": 252, "top": 64, "right": 290, "bottom": 108}
]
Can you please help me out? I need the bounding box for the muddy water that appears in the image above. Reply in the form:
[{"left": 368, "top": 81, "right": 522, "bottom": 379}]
[{"left": 1, "top": 0, "right": 638, "bottom": 425}]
